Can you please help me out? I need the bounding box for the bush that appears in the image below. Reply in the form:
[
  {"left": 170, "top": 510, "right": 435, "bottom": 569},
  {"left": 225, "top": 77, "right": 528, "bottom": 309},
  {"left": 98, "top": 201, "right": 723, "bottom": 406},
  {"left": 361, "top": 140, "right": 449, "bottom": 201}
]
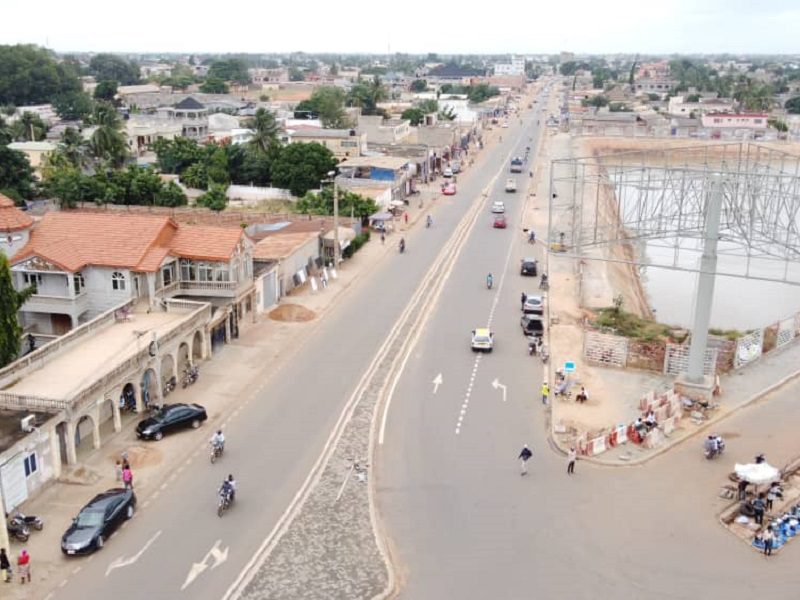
[
  {"left": 342, "top": 231, "right": 370, "bottom": 258},
  {"left": 592, "top": 307, "right": 672, "bottom": 342}
]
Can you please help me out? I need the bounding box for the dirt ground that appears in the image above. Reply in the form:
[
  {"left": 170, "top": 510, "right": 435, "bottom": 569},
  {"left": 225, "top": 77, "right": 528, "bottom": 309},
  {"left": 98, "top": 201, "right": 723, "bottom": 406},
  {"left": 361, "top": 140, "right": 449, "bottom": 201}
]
[{"left": 269, "top": 303, "right": 317, "bottom": 322}]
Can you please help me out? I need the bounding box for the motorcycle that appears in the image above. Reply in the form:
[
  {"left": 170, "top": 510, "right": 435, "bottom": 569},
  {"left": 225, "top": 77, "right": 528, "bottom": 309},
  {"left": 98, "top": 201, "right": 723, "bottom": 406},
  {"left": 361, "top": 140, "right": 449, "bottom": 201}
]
[
  {"left": 163, "top": 375, "right": 177, "bottom": 396},
  {"left": 7, "top": 518, "right": 30, "bottom": 542},
  {"left": 527, "top": 335, "right": 541, "bottom": 356},
  {"left": 704, "top": 438, "right": 725, "bottom": 460},
  {"left": 486, "top": 275, "right": 493, "bottom": 290},
  {"left": 9, "top": 511, "right": 43, "bottom": 532},
  {"left": 539, "top": 274, "right": 549, "bottom": 290},
  {"left": 426, "top": 216, "right": 432, "bottom": 228},
  {"left": 182, "top": 364, "right": 199, "bottom": 388},
  {"left": 217, "top": 489, "right": 233, "bottom": 517},
  {"left": 210, "top": 442, "right": 224, "bottom": 464}
]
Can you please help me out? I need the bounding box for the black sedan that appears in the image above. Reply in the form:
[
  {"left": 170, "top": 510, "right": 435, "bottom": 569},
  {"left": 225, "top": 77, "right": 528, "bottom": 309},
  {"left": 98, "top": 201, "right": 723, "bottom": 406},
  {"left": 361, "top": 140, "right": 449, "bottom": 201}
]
[
  {"left": 520, "top": 258, "right": 538, "bottom": 276},
  {"left": 61, "top": 488, "right": 136, "bottom": 555},
  {"left": 136, "top": 403, "right": 207, "bottom": 441}
]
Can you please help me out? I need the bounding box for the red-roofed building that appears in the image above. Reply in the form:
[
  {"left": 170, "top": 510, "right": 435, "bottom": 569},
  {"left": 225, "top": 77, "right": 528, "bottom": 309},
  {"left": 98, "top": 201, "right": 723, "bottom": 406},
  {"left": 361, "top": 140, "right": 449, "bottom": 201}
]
[
  {"left": 11, "top": 211, "right": 255, "bottom": 335},
  {"left": 0, "top": 193, "right": 34, "bottom": 259}
]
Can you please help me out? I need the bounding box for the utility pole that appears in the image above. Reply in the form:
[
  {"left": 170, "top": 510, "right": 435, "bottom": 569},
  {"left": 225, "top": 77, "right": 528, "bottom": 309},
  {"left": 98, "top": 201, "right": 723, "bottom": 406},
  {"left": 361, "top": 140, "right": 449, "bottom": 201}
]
[{"left": 327, "top": 170, "right": 340, "bottom": 266}]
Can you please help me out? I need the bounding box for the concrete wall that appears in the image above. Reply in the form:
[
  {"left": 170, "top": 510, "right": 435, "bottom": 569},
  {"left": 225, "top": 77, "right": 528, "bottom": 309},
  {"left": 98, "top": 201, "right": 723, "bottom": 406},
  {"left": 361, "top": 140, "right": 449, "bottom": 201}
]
[
  {"left": 0, "top": 420, "right": 58, "bottom": 513},
  {"left": 281, "top": 236, "right": 320, "bottom": 292},
  {"left": 1, "top": 229, "right": 29, "bottom": 260},
  {"left": 84, "top": 267, "right": 135, "bottom": 314}
]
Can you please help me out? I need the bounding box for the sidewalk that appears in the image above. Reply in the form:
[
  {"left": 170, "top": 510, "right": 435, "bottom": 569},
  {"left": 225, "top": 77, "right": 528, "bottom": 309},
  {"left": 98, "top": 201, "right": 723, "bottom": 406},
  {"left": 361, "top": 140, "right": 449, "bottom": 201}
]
[{"left": 0, "top": 117, "right": 496, "bottom": 600}]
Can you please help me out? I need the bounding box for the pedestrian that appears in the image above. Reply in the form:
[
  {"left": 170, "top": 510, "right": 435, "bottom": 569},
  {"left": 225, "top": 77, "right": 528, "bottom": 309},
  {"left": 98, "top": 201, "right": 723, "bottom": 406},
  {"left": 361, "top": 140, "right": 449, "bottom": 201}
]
[
  {"left": 521, "top": 292, "right": 527, "bottom": 310},
  {"left": 380, "top": 231, "right": 385, "bottom": 245},
  {"left": 567, "top": 447, "right": 577, "bottom": 475},
  {"left": 576, "top": 386, "right": 588, "bottom": 404},
  {"left": 753, "top": 493, "right": 766, "bottom": 525},
  {"left": 404, "top": 212, "right": 408, "bottom": 225},
  {"left": 122, "top": 464, "right": 134, "bottom": 490},
  {"left": 763, "top": 528, "right": 774, "bottom": 556},
  {"left": 0, "top": 548, "right": 10, "bottom": 583},
  {"left": 528, "top": 229, "right": 536, "bottom": 244},
  {"left": 540, "top": 381, "right": 550, "bottom": 405},
  {"left": 738, "top": 479, "right": 748, "bottom": 501},
  {"left": 17, "top": 550, "right": 30, "bottom": 584},
  {"left": 115, "top": 459, "right": 123, "bottom": 481},
  {"left": 518, "top": 445, "right": 533, "bottom": 476}
]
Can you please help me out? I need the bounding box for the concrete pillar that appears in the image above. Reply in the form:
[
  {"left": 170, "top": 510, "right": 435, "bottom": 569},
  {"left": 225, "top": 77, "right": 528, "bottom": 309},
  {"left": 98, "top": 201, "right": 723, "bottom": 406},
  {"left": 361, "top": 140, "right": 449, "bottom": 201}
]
[
  {"left": 65, "top": 420, "right": 78, "bottom": 466},
  {"left": 49, "top": 427, "right": 62, "bottom": 478},
  {"left": 91, "top": 406, "right": 101, "bottom": 450},
  {"left": 687, "top": 177, "right": 724, "bottom": 383},
  {"left": 111, "top": 392, "right": 122, "bottom": 432},
  {"left": 134, "top": 380, "right": 144, "bottom": 413},
  {"left": 147, "top": 273, "right": 157, "bottom": 309}
]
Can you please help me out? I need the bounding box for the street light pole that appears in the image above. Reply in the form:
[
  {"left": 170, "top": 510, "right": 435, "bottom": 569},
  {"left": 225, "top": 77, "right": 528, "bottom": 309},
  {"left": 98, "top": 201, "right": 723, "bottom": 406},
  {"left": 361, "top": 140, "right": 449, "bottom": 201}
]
[{"left": 328, "top": 170, "right": 340, "bottom": 267}]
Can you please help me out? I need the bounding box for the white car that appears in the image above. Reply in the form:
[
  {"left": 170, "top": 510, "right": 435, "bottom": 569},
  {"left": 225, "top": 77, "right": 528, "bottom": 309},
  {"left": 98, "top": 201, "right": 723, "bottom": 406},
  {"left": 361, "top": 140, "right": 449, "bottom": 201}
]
[
  {"left": 443, "top": 167, "right": 453, "bottom": 178},
  {"left": 471, "top": 328, "right": 494, "bottom": 352},
  {"left": 505, "top": 178, "right": 517, "bottom": 193},
  {"left": 522, "top": 295, "right": 544, "bottom": 315},
  {"left": 491, "top": 201, "right": 505, "bottom": 214}
]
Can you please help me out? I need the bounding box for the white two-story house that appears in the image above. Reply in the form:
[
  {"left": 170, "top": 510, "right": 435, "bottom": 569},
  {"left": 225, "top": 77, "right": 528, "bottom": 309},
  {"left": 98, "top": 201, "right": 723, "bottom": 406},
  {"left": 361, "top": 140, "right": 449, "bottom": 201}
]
[{"left": 10, "top": 211, "right": 255, "bottom": 337}]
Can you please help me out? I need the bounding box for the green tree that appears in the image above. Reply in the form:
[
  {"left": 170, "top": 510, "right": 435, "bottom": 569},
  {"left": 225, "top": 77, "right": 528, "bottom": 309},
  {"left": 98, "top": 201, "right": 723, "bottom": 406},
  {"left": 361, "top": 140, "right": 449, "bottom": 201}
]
[
  {"left": 0, "top": 44, "right": 81, "bottom": 105},
  {"left": 56, "top": 126, "right": 90, "bottom": 168},
  {"left": 347, "top": 76, "right": 388, "bottom": 116},
  {"left": 226, "top": 144, "right": 271, "bottom": 186},
  {"left": 0, "top": 253, "right": 35, "bottom": 367},
  {"left": 410, "top": 79, "right": 428, "bottom": 92},
  {"left": 53, "top": 91, "right": 94, "bottom": 121},
  {"left": 559, "top": 61, "right": 578, "bottom": 76},
  {"left": 89, "top": 53, "right": 140, "bottom": 85},
  {"left": 88, "top": 102, "right": 128, "bottom": 167},
  {"left": 582, "top": 95, "right": 610, "bottom": 108},
  {"left": 205, "top": 144, "right": 229, "bottom": 185},
  {"left": 296, "top": 187, "right": 378, "bottom": 219},
  {"left": 270, "top": 142, "right": 337, "bottom": 197},
  {"left": 0, "top": 115, "right": 12, "bottom": 145},
  {"left": 199, "top": 77, "right": 229, "bottom": 94},
  {"left": 10, "top": 112, "right": 48, "bottom": 141},
  {"left": 197, "top": 185, "right": 228, "bottom": 211},
  {"left": 299, "top": 86, "right": 349, "bottom": 128},
  {"left": 438, "top": 105, "right": 457, "bottom": 121},
  {"left": 401, "top": 108, "right": 425, "bottom": 125},
  {"left": 245, "top": 108, "right": 279, "bottom": 154},
  {"left": 94, "top": 80, "right": 119, "bottom": 101},
  {"left": 768, "top": 118, "right": 788, "bottom": 133},
  {"left": 181, "top": 162, "right": 208, "bottom": 189},
  {"left": 686, "top": 93, "right": 701, "bottom": 102},
  {"left": 0, "top": 146, "right": 36, "bottom": 200},
  {"left": 42, "top": 164, "right": 86, "bottom": 207},
  {"left": 153, "top": 137, "right": 204, "bottom": 174},
  {"left": 156, "top": 181, "right": 188, "bottom": 207},
  {"left": 208, "top": 58, "right": 250, "bottom": 84},
  {"left": 289, "top": 67, "right": 305, "bottom": 81},
  {"left": 418, "top": 99, "right": 438, "bottom": 114},
  {"left": 785, "top": 97, "right": 800, "bottom": 114}
]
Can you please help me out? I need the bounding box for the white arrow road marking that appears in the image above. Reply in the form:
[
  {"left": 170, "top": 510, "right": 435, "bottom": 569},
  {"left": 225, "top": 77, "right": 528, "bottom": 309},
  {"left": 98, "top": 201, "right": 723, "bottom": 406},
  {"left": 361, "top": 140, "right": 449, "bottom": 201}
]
[
  {"left": 105, "top": 530, "right": 162, "bottom": 577},
  {"left": 492, "top": 379, "right": 507, "bottom": 402},
  {"left": 432, "top": 373, "right": 443, "bottom": 394},
  {"left": 181, "top": 539, "right": 229, "bottom": 591}
]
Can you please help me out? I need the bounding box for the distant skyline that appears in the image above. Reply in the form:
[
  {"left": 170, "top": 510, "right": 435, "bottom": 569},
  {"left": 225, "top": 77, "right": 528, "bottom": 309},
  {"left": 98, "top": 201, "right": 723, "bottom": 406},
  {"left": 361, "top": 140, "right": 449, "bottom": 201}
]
[{"left": 1, "top": 0, "right": 799, "bottom": 55}]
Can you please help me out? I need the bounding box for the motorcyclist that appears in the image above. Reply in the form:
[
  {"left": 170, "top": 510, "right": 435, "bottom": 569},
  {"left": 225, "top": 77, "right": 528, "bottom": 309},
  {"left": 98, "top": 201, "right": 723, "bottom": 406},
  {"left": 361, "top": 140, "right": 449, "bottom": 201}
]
[
  {"left": 486, "top": 273, "right": 493, "bottom": 289},
  {"left": 426, "top": 215, "right": 432, "bottom": 228},
  {"left": 715, "top": 436, "right": 725, "bottom": 454},
  {"left": 540, "top": 272, "right": 549, "bottom": 289},
  {"left": 211, "top": 429, "right": 225, "bottom": 453},
  {"left": 220, "top": 474, "right": 236, "bottom": 503},
  {"left": 399, "top": 238, "right": 406, "bottom": 253},
  {"left": 704, "top": 435, "right": 717, "bottom": 457}
]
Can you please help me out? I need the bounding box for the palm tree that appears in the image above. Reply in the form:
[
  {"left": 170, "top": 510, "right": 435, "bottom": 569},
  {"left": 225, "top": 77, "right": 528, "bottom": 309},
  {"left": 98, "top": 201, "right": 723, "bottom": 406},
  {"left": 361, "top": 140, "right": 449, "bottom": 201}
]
[
  {"left": 245, "top": 108, "right": 279, "bottom": 155},
  {"left": 88, "top": 102, "right": 127, "bottom": 167},
  {"left": 347, "top": 76, "right": 388, "bottom": 116},
  {"left": 59, "top": 127, "right": 91, "bottom": 169}
]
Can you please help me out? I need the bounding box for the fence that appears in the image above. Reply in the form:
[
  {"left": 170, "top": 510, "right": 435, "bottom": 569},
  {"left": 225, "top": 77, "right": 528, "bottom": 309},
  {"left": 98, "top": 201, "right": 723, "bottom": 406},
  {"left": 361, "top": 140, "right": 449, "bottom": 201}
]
[
  {"left": 583, "top": 331, "right": 628, "bottom": 367},
  {"left": 663, "top": 344, "right": 718, "bottom": 377},
  {"left": 734, "top": 329, "right": 765, "bottom": 369}
]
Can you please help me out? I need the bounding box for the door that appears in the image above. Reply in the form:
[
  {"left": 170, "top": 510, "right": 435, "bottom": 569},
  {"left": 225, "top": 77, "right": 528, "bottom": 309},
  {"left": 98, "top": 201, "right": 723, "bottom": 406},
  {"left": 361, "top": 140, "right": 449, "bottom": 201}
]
[{"left": 51, "top": 314, "right": 72, "bottom": 335}]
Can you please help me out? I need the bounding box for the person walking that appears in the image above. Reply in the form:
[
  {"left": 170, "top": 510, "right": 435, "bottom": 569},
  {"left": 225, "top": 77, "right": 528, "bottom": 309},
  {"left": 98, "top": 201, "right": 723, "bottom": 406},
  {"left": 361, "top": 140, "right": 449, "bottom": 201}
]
[
  {"left": 404, "top": 212, "right": 408, "bottom": 225},
  {"left": 540, "top": 381, "right": 550, "bottom": 405},
  {"left": 0, "top": 548, "right": 10, "bottom": 583},
  {"left": 380, "top": 231, "right": 385, "bottom": 245},
  {"left": 518, "top": 445, "right": 533, "bottom": 476},
  {"left": 567, "top": 447, "right": 577, "bottom": 475},
  {"left": 17, "top": 550, "right": 30, "bottom": 584},
  {"left": 753, "top": 494, "right": 766, "bottom": 525},
  {"left": 122, "top": 464, "right": 134, "bottom": 490},
  {"left": 521, "top": 292, "right": 527, "bottom": 310},
  {"left": 763, "top": 528, "right": 774, "bottom": 556}
]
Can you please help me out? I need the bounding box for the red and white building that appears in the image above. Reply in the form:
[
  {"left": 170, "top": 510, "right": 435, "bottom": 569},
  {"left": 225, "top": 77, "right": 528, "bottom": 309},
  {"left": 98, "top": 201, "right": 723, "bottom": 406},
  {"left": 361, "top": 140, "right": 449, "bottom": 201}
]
[{"left": 701, "top": 112, "right": 769, "bottom": 130}]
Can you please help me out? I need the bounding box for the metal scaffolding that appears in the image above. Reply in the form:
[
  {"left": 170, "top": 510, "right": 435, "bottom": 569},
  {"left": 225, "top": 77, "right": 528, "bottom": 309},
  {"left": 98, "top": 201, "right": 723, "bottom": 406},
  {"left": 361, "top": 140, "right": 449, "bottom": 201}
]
[{"left": 549, "top": 142, "right": 800, "bottom": 381}]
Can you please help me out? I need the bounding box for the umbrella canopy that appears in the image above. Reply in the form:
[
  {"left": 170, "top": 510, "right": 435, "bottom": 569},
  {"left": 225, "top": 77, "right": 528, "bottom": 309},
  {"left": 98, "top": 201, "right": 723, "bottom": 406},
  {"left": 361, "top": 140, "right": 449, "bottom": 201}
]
[{"left": 734, "top": 462, "right": 780, "bottom": 485}]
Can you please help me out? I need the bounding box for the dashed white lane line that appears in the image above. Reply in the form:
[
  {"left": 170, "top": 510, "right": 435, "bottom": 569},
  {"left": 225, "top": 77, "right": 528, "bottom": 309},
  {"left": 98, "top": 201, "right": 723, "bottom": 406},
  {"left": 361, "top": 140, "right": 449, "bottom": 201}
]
[
  {"left": 59, "top": 579, "right": 68, "bottom": 588},
  {"left": 72, "top": 566, "right": 82, "bottom": 575},
  {"left": 456, "top": 354, "right": 482, "bottom": 434}
]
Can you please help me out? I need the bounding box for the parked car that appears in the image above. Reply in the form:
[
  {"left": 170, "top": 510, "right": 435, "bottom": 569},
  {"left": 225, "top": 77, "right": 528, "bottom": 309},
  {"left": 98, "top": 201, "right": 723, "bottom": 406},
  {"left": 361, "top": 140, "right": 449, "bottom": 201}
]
[
  {"left": 442, "top": 182, "right": 457, "bottom": 196},
  {"left": 61, "top": 488, "right": 136, "bottom": 555},
  {"left": 451, "top": 161, "right": 462, "bottom": 174},
  {"left": 520, "top": 258, "right": 538, "bottom": 276},
  {"left": 443, "top": 167, "right": 453, "bottom": 178},
  {"left": 521, "top": 314, "right": 544, "bottom": 337},
  {"left": 505, "top": 179, "right": 517, "bottom": 193},
  {"left": 471, "top": 328, "right": 494, "bottom": 352},
  {"left": 136, "top": 403, "right": 207, "bottom": 441},
  {"left": 491, "top": 201, "right": 505, "bottom": 214},
  {"left": 510, "top": 157, "right": 523, "bottom": 173},
  {"left": 493, "top": 215, "right": 507, "bottom": 228},
  {"left": 522, "top": 295, "right": 544, "bottom": 315}
]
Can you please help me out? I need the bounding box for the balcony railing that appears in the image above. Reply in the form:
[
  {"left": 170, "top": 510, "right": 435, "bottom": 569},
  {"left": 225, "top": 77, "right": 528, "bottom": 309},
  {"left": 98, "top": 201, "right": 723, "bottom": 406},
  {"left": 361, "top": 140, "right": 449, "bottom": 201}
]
[
  {"left": 180, "top": 280, "right": 237, "bottom": 291},
  {"left": 22, "top": 291, "right": 89, "bottom": 314}
]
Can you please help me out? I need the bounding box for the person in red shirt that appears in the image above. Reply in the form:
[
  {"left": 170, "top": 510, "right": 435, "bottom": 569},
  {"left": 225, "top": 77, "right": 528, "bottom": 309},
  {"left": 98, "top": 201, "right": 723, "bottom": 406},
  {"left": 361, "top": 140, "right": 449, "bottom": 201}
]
[{"left": 17, "top": 549, "right": 30, "bottom": 584}]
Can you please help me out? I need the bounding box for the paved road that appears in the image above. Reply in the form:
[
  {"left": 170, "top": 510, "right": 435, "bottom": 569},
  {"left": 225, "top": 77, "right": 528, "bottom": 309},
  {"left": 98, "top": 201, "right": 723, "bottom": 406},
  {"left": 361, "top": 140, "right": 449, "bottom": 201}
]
[
  {"left": 51, "top": 92, "right": 540, "bottom": 600},
  {"left": 377, "top": 92, "right": 800, "bottom": 598}
]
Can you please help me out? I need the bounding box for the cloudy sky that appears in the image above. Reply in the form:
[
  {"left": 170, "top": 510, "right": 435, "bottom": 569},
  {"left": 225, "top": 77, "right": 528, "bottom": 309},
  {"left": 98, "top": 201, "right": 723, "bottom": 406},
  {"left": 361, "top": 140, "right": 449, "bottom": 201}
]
[{"left": 1, "top": 0, "right": 798, "bottom": 55}]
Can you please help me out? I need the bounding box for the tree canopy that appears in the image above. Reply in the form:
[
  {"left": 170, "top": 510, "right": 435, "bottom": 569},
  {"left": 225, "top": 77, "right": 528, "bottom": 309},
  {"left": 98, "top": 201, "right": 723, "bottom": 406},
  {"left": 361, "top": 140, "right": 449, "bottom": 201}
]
[
  {"left": 208, "top": 58, "right": 250, "bottom": 84},
  {"left": 786, "top": 97, "right": 800, "bottom": 114},
  {"left": 410, "top": 79, "right": 428, "bottom": 92},
  {"left": 0, "top": 145, "right": 36, "bottom": 201},
  {"left": 199, "top": 77, "right": 229, "bottom": 94},
  {"left": 296, "top": 86, "right": 349, "bottom": 128},
  {"left": 53, "top": 91, "right": 94, "bottom": 120},
  {"left": 94, "top": 80, "right": 118, "bottom": 101},
  {"left": 297, "top": 187, "right": 378, "bottom": 220},
  {"left": 89, "top": 53, "right": 140, "bottom": 85},
  {"left": 197, "top": 185, "right": 228, "bottom": 211},
  {"left": 401, "top": 108, "right": 425, "bottom": 126},
  {"left": 0, "top": 253, "right": 35, "bottom": 367},
  {"left": 270, "top": 142, "right": 337, "bottom": 197},
  {"left": 0, "top": 44, "right": 81, "bottom": 105},
  {"left": 347, "top": 76, "right": 388, "bottom": 116}
]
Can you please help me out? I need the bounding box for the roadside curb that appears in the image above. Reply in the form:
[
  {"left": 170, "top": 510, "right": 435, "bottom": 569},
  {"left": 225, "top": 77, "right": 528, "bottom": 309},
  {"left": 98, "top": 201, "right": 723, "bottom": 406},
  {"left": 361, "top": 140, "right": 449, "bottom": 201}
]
[{"left": 548, "top": 345, "right": 800, "bottom": 467}]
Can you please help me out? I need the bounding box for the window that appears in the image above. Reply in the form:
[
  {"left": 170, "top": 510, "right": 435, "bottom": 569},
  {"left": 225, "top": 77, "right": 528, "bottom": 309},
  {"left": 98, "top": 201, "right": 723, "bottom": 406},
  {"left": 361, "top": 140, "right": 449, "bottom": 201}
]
[
  {"left": 754, "top": 119, "right": 763, "bottom": 124},
  {"left": 23, "top": 272, "right": 42, "bottom": 286},
  {"left": 198, "top": 262, "right": 213, "bottom": 282},
  {"left": 162, "top": 265, "right": 173, "bottom": 286},
  {"left": 180, "top": 259, "right": 197, "bottom": 281},
  {"left": 23, "top": 453, "right": 37, "bottom": 477},
  {"left": 73, "top": 272, "right": 85, "bottom": 295},
  {"left": 112, "top": 271, "right": 126, "bottom": 291}
]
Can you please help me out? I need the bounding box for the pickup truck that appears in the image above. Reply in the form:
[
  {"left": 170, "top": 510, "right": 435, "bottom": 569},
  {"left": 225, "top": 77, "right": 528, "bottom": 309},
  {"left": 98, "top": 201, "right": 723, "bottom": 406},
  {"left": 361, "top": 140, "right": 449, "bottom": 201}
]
[
  {"left": 505, "top": 178, "right": 517, "bottom": 193},
  {"left": 510, "top": 157, "right": 523, "bottom": 173}
]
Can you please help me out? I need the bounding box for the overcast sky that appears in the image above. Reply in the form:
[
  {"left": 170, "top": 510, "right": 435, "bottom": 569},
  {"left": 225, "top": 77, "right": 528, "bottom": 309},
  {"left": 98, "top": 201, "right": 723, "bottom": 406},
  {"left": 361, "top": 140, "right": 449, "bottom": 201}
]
[{"left": 1, "top": 0, "right": 798, "bottom": 55}]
